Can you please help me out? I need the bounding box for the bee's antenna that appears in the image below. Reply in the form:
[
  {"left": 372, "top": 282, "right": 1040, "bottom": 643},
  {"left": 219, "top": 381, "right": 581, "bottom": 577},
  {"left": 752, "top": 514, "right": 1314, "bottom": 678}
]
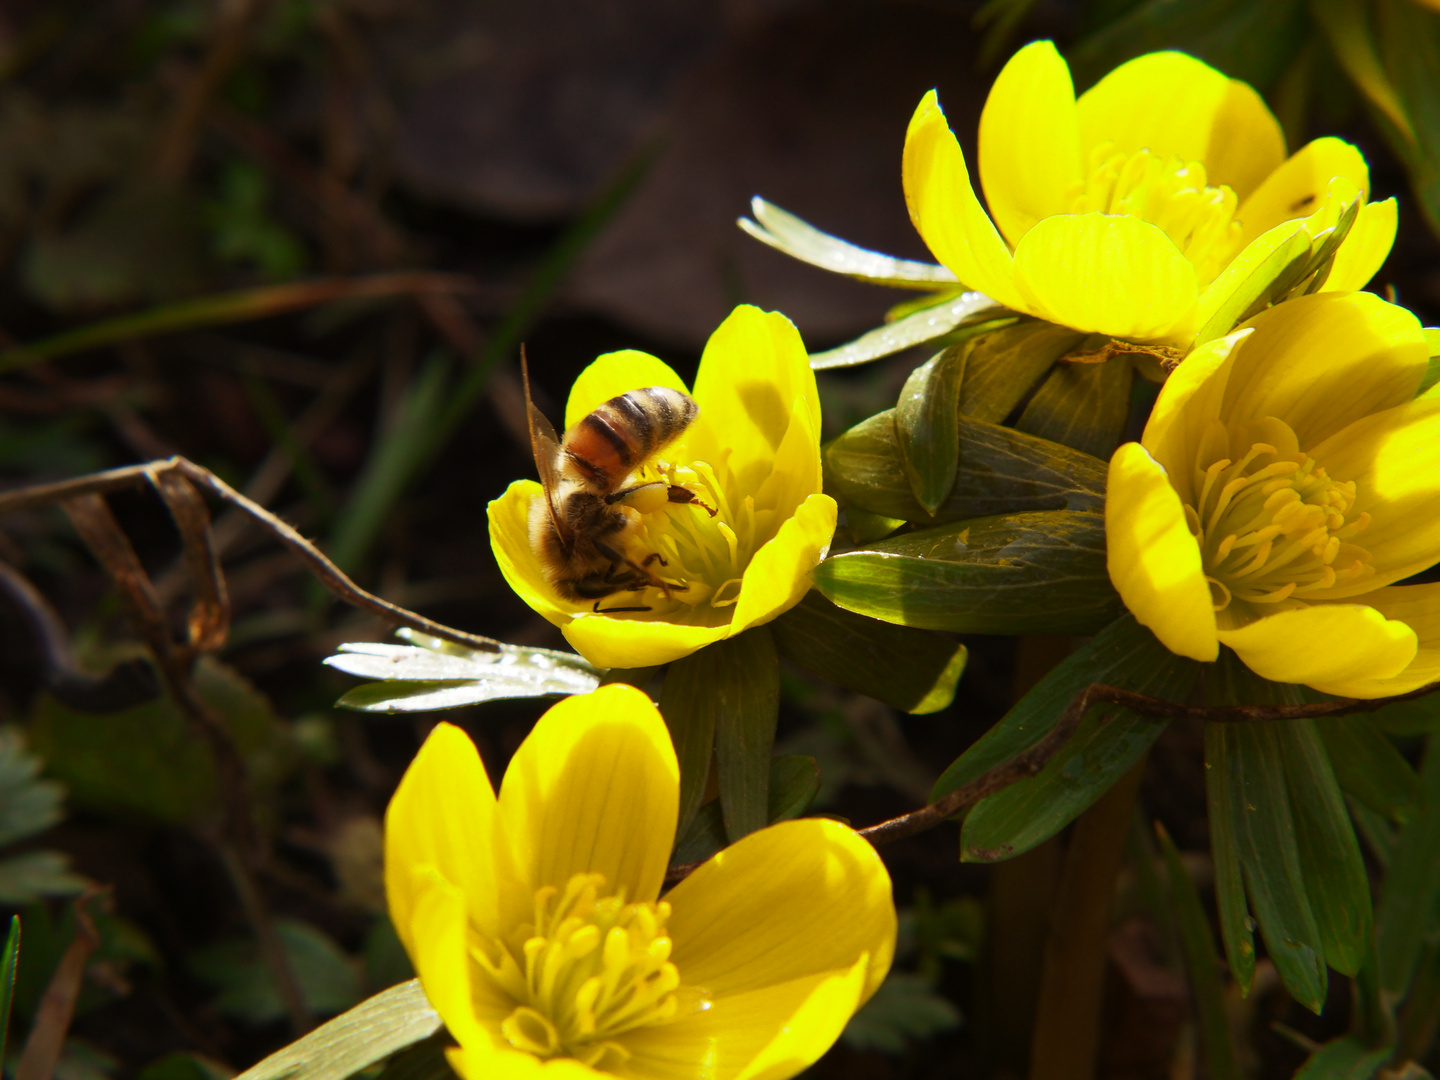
[{"left": 520, "top": 344, "right": 532, "bottom": 404}]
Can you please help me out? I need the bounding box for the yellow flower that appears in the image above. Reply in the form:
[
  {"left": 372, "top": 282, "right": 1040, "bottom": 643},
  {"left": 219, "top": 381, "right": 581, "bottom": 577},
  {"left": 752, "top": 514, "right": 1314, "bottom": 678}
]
[
  {"left": 385, "top": 684, "right": 897, "bottom": 1080},
  {"left": 489, "top": 305, "right": 836, "bottom": 669},
  {"left": 903, "top": 42, "right": 1398, "bottom": 344},
  {"left": 1105, "top": 291, "right": 1440, "bottom": 698}
]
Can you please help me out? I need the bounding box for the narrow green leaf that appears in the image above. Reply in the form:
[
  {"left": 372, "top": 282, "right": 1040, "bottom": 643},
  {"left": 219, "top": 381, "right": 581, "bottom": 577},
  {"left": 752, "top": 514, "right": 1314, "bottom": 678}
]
[
  {"left": 659, "top": 648, "right": 719, "bottom": 842},
  {"left": 327, "top": 639, "right": 601, "bottom": 712},
  {"left": 770, "top": 591, "right": 967, "bottom": 714},
  {"left": 1279, "top": 719, "right": 1372, "bottom": 977},
  {"left": 1377, "top": 0, "right": 1440, "bottom": 235},
  {"left": 1156, "top": 826, "right": 1243, "bottom": 1080},
  {"left": 671, "top": 754, "right": 822, "bottom": 866},
  {"left": 1378, "top": 738, "right": 1440, "bottom": 999},
  {"left": 1015, "top": 356, "right": 1134, "bottom": 460},
  {"left": 740, "top": 198, "right": 959, "bottom": 287},
  {"left": 824, "top": 411, "right": 1106, "bottom": 522},
  {"left": 230, "top": 980, "right": 440, "bottom": 1080},
  {"left": 1349, "top": 798, "right": 1397, "bottom": 868},
  {"left": 896, "top": 345, "right": 967, "bottom": 515},
  {"left": 1223, "top": 720, "right": 1328, "bottom": 1012},
  {"left": 1367, "top": 690, "right": 1440, "bottom": 735},
  {"left": 958, "top": 622, "right": 1196, "bottom": 860},
  {"left": 1293, "top": 1035, "right": 1391, "bottom": 1080},
  {"left": 1205, "top": 722, "right": 1256, "bottom": 994},
  {"left": 0, "top": 916, "right": 18, "bottom": 1067},
  {"left": 703, "top": 628, "right": 781, "bottom": 842},
  {"left": 1397, "top": 941, "right": 1440, "bottom": 1067},
  {"left": 809, "top": 294, "right": 1010, "bottom": 369},
  {"left": 815, "top": 511, "right": 1121, "bottom": 635},
  {"left": 1193, "top": 225, "right": 1312, "bottom": 346},
  {"left": 1313, "top": 0, "right": 1414, "bottom": 140},
  {"left": 959, "top": 322, "right": 1084, "bottom": 424},
  {"left": 931, "top": 615, "right": 1200, "bottom": 800},
  {"left": 1315, "top": 717, "right": 1419, "bottom": 822}
]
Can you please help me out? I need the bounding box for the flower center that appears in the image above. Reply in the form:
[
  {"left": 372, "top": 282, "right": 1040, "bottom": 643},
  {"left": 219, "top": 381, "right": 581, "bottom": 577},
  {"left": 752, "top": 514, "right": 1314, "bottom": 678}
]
[
  {"left": 476, "top": 873, "right": 703, "bottom": 1071},
  {"left": 1068, "top": 143, "right": 1242, "bottom": 285},
  {"left": 619, "top": 452, "right": 771, "bottom": 622},
  {"left": 1184, "top": 418, "right": 1374, "bottom": 611}
]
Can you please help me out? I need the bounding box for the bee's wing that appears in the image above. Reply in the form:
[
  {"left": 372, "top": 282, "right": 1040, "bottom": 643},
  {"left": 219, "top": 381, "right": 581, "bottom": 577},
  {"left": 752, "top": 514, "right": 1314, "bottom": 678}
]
[{"left": 522, "top": 351, "right": 567, "bottom": 536}]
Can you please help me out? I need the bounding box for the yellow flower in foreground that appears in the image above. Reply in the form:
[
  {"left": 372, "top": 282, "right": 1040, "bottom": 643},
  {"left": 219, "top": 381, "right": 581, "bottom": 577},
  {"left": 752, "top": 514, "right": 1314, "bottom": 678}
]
[
  {"left": 385, "top": 685, "right": 896, "bottom": 1080},
  {"left": 489, "top": 305, "right": 836, "bottom": 669},
  {"left": 1106, "top": 292, "right": 1440, "bottom": 698},
  {"left": 904, "top": 42, "right": 1397, "bottom": 344}
]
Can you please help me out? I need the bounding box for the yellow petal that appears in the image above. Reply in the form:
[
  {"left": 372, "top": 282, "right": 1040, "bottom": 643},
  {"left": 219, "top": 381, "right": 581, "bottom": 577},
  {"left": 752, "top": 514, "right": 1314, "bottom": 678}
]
[
  {"left": 1313, "top": 584, "right": 1440, "bottom": 697},
  {"left": 1217, "top": 603, "right": 1417, "bottom": 690},
  {"left": 488, "top": 480, "right": 575, "bottom": 626},
  {"left": 978, "top": 41, "right": 1082, "bottom": 246},
  {"left": 561, "top": 614, "right": 729, "bottom": 669},
  {"left": 1011, "top": 213, "right": 1197, "bottom": 341},
  {"left": 402, "top": 866, "right": 497, "bottom": 1052},
  {"left": 902, "top": 91, "right": 1025, "bottom": 309},
  {"left": 1142, "top": 329, "right": 1249, "bottom": 498},
  {"left": 1323, "top": 197, "right": 1397, "bottom": 292},
  {"left": 447, "top": 1046, "right": 601, "bottom": 1080},
  {"left": 730, "top": 494, "right": 837, "bottom": 636},
  {"left": 1308, "top": 395, "right": 1440, "bottom": 592},
  {"left": 1105, "top": 443, "right": 1218, "bottom": 661},
  {"left": 1075, "top": 51, "right": 1284, "bottom": 201},
  {"left": 385, "top": 722, "right": 501, "bottom": 943},
  {"left": 1223, "top": 292, "right": 1428, "bottom": 448},
  {"left": 664, "top": 817, "right": 896, "bottom": 1001},
  {"left": 564, "top": 350, "right": 689, "bottom": 431},
  {"left": 748, "top": 398, "right": 823, "bottom": 522},
  {"left": 1235, "top": 137, "right": 1370, "bottom": 247},
  {"left": 497, "top": 685, "right": 678, "bottom": 903},
  {"left": 686, "top": 306, "right": 819, "bottom": 499},
  {"left": 622, "top": 963, "right": 868, "bottom": 1080}
]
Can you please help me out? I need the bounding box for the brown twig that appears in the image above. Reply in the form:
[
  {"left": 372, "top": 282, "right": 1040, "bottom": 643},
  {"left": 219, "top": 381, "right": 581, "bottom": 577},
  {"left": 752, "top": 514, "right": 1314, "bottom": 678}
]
[
  {"left": 854, "top": 679, "right": 1440, "bottom": 847},
  {"left": 0, "top": 458, "right": 500, "bottom": 652},
  {"left": 16, "top": 891, "right": 106, "bottom": 1080}
]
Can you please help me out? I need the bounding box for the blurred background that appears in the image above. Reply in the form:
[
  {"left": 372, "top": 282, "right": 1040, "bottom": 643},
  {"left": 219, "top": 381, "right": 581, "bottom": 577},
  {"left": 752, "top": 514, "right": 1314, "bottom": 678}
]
[{"left": 0, "top": 1, "right": 1437, "bottom": 1078}]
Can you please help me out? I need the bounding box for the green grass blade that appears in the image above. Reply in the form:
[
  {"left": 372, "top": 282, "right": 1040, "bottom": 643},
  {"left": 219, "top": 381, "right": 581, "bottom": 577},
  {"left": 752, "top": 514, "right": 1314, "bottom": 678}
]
[{"left": 0, "top": 915, "right": 18, "bottom": 1065}]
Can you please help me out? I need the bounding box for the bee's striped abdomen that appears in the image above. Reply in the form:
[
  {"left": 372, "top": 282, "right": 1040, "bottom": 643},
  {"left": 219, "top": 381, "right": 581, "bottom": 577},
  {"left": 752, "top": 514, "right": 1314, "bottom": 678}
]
[{"left": 563, "top": 387, "right": 697, "bottom": 485}]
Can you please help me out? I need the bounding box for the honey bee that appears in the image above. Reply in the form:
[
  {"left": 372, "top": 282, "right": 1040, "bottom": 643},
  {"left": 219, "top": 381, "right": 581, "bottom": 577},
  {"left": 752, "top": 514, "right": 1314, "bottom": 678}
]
[{"left": 523, "top": 354, "right": 715, "bottom": 612}]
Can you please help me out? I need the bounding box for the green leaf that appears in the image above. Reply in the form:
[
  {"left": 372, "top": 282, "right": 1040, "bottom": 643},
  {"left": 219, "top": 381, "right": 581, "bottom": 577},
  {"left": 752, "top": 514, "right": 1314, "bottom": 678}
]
[
  {"left": 896, "top": 345, "right": 967, "bottom": 515},
  {"left": 1156, "top": 826, "right": 1242, "bottom": 1080},
  {"left": 931, "top": 615, "right": 1200, "bottom": 801},
  {"left": 1294, "top": 1035, "right": 1392, "bottom": 1079},
  {"left": 0, "top": 916, "right": 18, "bottom": 1067},
  {"left": 959, "top": 322, "right": 1086, "bottom": 423},
  {"left": 0, "top": 726, "right": 66, "bottom": 846},
  {"left": 958, "top": 620, "right": 1197, "bottom": 861},
  {"left": 189, "top": 918, "right": 361, "bottom": 1025},
  {"left": 670, "top": 755, "right": 821, "bottom": 867},
  {"left": 1015, "top": 356, "right": 1134, "bottom": 459},
  {"left": 1204, "top": 721, "right": 1256, "bottom": 995},
  {"left": 1367, "top": 690, "right": 1440, "bottom": 735},
  {"left": 1315, "top": 717, "right": 1419, "bottom": 823},
  {"left": 1279, "top": 719, "right": 1373, "bottom": 977},
  {"left": 1376, "top": 0, "right": 1440, "bottom": 236},
  {"left": 1193, "top": 226, "right": 1312, "bottom": 347},
  {"left": 671, "top": 628, "right": 781, "bottom": 843},
  {"left": 1210, "top": 716, "right": 1328, "bottom": 1013},
  {"left": 137, "top": 1053, "right": 231, "bottom": 1080},
  {"left": 840, "top": 972, "right": 961, "bottom": 1053},
  {"left": 1313, "top": 0, "right": 1415, "bottom": 141},
  {"left": 770, "top": 591, "right": 967, "bottom": 714},
  {"left": 659, "top": 648, "right": 720, "bottom": 841},
  {"left": 809, "top": 295, "right": 1010, "bottom": 370},
  {"left": 29, "top": 658, "right": 286, "bottom": 825},
  {"left": 739, "top": 198, "right": 959, "bottom": 288},
  {"left": 367, "top": 1034, "right": 454, "bottom": 1080},
  {"left": 825, "top": 411, "right": 1106, "bottom": 523},
  {"left": 326, "top": 634, "right": 600, "bottom": 713},
  {"left": 229, "top": 980, "right": 441, "bottom": 1080},
  {"left": 0, "top": 853, "right": 86, "bottom": 905},
  {"left": 814, "top": 511, "right": 1121, "bottom": 635},
  {"left": 1377, "top": 738, "right": 1440, "bottom": 1000}
]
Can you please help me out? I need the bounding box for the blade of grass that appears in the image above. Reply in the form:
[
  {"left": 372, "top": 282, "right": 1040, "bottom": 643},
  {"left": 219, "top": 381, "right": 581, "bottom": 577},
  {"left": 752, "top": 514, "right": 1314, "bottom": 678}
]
[
  {"left": 0, "top": 916, "right": 18, "bottom": 1065},
  {"left": 0, "top": 274, "right": 481, "bottom": 374}
]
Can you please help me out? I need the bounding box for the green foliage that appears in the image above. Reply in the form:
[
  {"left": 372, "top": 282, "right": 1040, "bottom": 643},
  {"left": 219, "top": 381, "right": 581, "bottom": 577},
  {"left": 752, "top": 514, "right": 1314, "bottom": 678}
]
[
  {"left": 816, "top": 510, "right": 1121, "bottom": 635},
  {"left": 136, "top": 1053, "right": 231, "bottom": 1080},
  {"left": 30, "top": 657, "right": 290, "bottom": 826},
  {"left": 189, "top": 918, "right": 361, "bottom": 1025},
  {"left": 327, "top": 631, "right": 601, "bottom": 713},
  {"left": 671, "top": 754, "right": 822, "bottom": 867},
  {"left": 770, "top": 591, "right": 967, "bottom": 714},
  {"left": 896, "top": 345, "right": 967, "bottom": 514},
  {"left": 1315, "top": 716, "right": 1419, "bottom": 823},
  {"left": 206, "top": 159, "right": 306, "bottom": 280},
  {"left": 0, "top": 916, "right": 19, "bottom": 1067},
  {"left": 0, "top": 727, "right": 85, "bottom": 904},
  {"left": 841, "top": 972, "right": 961, "bottom": 1054}
]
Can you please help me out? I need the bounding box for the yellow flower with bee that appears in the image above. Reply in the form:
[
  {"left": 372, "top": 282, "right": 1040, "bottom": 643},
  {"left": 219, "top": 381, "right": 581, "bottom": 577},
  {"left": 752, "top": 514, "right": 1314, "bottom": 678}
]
[
  {"left": 1105, "top": 291, "right": 1440, "bottom": 698},
  {"left": 489, "top": 305, "right": 836, "bottom": 669},
  {"left": 385, "top": 684, "right": 896, "bottom": 1080},
  {"left": 903, "top": 42, "right": 1397, "bottom": 343}
]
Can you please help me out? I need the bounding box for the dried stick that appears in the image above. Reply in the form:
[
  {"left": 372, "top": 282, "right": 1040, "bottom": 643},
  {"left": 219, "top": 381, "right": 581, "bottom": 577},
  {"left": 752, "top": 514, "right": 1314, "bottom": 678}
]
[
  {"left": 0, "top": 457, "right": 500, "bottom": 652},
  {"left": 15, "top": 892, "right": 105, "bottom": 1080}
]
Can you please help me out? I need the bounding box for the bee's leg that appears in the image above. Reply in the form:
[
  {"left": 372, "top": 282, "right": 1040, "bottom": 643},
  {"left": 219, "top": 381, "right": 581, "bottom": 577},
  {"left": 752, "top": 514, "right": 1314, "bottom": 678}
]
[
  {"left": 605, "top": 482, "right": 669, "bottom": 512},
  {"left": 593, "top": 600, "right": 652, "bottom": 613},
  {"left": 640, "top": 552, "right": 668, "bottom": 568},
  {"left": 666, "top": 485, "right": 717, "bottom": 517}
]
